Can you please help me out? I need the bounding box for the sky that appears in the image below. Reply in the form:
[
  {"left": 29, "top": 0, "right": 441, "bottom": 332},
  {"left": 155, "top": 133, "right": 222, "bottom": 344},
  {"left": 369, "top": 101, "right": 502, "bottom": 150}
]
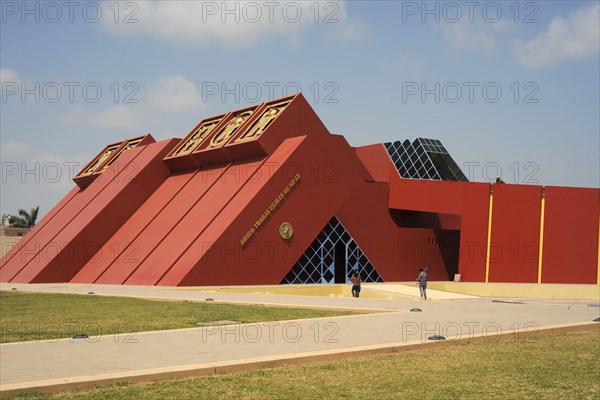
[{"left": 1, "top": 0, "right": 599, "bottom": 218}]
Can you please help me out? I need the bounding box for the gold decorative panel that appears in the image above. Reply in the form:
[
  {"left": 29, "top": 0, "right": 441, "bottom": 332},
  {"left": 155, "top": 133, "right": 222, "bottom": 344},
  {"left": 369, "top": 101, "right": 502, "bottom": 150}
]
[
  {"left": 79, "top": 143, "right": 121, "bottom": 176},
  {"left": 235, "top": 100, "right": 290, "bottom": 143},
  {"left": 209, "top": 110, "right": 253, "bottom": 148},
  {"left": 100, "top": 138, "right": 143, "bottom": 172},
  {"left": 172, "top": 118, "right": 223, "bottom": 156}
]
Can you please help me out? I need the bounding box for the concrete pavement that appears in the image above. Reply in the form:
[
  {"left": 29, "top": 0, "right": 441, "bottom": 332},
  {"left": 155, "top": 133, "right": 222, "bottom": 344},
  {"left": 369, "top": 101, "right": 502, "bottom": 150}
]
[{"left": 1, "top": 283, "right": 598, "bottom": 396}]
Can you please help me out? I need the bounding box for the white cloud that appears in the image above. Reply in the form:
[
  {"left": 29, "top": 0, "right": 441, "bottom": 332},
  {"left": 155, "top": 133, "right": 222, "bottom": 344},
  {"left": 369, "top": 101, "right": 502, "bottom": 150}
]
[
  {"left": 60, "top": 75, "right": 205, "bottom": 130},
  {"left": 439, "top": 19, "right": 514, "bottom": 56},
  {"left": 441, "top": 21, "right": 497, "bottom": 56},
  {"left": 101, "top": 1, "right": 362, "bottom": 47},
  {"left": 514, "top": 3, "right": 600, "bottom": 69},
  {"left": 328, "top": 3, "right": 365, "bottom": 42},
  {"left": 59, "top": 104, "right": 145, "bottom": 130},
  {"left": 147, "top": 76, "right": 205, "bottom": 112},
  {"left": 94, "top": 105, "right": 146, "bottom": 129},
  {"left": 337, "top": 22, "right": 366, "bottom": 42},
  {"left": 1, "top": 68, "right": 32, "bottom": 101},
  {"left": 0, "top": 68, "right": 27, "bottom": 85}
]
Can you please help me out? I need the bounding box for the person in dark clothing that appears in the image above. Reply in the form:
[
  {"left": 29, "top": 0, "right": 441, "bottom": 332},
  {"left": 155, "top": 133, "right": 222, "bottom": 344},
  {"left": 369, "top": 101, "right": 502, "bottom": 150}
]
[
  {"left": 417, "top": 267, "right": 428, "bottom": 300},
  {"left": 350, "top": 271, "right": 362, "bottom": 298}
]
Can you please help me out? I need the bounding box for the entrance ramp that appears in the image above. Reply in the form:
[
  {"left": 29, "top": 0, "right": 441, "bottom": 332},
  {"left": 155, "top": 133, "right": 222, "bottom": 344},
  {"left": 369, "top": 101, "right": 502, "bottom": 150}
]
[{"left": 362, "top": 283, "right": 479, "bottom": 300}]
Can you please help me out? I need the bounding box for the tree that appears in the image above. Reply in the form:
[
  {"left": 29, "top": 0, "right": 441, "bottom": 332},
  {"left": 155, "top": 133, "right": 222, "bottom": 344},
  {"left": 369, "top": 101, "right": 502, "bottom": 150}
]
[{"left": 8, "top": 206, "right": 39, "bottom": 228}]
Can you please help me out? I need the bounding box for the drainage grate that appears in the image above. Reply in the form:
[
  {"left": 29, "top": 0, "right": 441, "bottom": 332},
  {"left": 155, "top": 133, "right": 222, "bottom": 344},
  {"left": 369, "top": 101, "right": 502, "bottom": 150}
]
[
  {"left": 428, "top": 335, "right": 446, "bottom": 341},
  {"left": 72, "top": 334, "right": 89, "bottom": 339},
  {"left": 492, "top": 300, "right": 524, "bottom": 304},
  {"left": 197, "top": 320, "right": 240, "bottom": 326}
]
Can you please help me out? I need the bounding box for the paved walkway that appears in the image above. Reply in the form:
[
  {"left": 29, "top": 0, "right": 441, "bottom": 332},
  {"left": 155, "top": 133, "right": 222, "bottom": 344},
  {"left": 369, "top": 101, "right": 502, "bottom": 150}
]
[{"left": 1, "top": 283, "right": 598, "bottom": 395}]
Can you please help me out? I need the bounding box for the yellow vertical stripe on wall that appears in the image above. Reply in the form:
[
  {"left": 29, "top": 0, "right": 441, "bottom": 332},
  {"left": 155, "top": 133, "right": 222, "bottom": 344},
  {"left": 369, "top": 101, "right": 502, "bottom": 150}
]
[
  {"left": 597, "top": 211, "right": 600, "bottom": 285},
  {"left": 485, "top": 193, "right": 494, "bottom": 283},
  {"left": 537, "top": 197, "right": 545, "bottom": 284}
]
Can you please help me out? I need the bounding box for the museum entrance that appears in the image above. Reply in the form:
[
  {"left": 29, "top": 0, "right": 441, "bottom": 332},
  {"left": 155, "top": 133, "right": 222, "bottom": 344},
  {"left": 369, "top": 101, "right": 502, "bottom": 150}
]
[
  {"left": 334, "top": 242, "right": 347, "bottom": 284},
  {"left": 281, "top": 217, "right": 384, "bottom": 284}
]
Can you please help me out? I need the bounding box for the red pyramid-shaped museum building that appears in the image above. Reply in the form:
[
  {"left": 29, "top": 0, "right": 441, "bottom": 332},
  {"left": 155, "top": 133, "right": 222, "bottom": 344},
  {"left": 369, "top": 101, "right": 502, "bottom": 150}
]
[{"left": 1, "top": 94, "right": 598, "bottom": 285}]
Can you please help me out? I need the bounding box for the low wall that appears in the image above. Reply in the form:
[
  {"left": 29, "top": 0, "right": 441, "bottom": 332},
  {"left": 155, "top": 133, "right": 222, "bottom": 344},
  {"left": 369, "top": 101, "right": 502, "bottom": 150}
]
[
  {"left": 0, "top": 236, "right": 22, "bottom": 258},
  {"left": 426, "top": 281, "right": 600, "bottom": 300}
]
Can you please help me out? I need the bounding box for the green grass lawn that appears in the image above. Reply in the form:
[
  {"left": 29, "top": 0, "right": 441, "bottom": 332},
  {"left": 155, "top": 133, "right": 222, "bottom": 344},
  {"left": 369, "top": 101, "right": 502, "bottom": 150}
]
[
  {"left": 5, "top": 329, "right": 599, "bottom": 400},
  {"left": 0, "top": 291, "right": 357, "bottom": 343}
]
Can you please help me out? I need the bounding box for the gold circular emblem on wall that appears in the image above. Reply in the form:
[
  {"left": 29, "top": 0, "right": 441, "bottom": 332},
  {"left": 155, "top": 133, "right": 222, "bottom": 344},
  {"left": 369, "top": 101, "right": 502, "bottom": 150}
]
[{"left": 279, "top": 222, "right": 293, "bottom": 240}]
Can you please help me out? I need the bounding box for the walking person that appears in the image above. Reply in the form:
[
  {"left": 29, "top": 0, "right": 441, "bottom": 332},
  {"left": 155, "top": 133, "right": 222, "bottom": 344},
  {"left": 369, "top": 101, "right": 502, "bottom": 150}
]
[
  {"left": 350, "top": 270, "right": 362, "bottom": 298},
  {"left": 417, "top": 267, "right": 428, "bottom": 300}
]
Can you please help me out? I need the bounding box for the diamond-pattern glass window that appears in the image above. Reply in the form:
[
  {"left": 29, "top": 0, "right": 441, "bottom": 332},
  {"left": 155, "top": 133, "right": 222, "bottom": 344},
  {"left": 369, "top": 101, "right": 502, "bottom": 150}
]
[
  {"left": 384, "top": 138, "right": 468, "bottom": 181},
  {"left": 281, "top": 216, "right": 384, "bottom": 284}
]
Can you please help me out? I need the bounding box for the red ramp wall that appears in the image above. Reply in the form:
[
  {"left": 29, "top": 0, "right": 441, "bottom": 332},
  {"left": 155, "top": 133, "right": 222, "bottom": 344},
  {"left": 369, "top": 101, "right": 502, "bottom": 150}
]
[
  {"left": 124, "top": 160, "right": 263, "bottom": 286},
  {"left": 95, "top": 166, "right": 229, "bottom": 285},
  {"left": 1, "top": 146, "right": 150, "bottom": 282},
  {"left": 4, "top": 139, "right": 177, "bottom": 283},
  {"left": 70, "top": 170, "right": 197, "bottom": 283}
]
